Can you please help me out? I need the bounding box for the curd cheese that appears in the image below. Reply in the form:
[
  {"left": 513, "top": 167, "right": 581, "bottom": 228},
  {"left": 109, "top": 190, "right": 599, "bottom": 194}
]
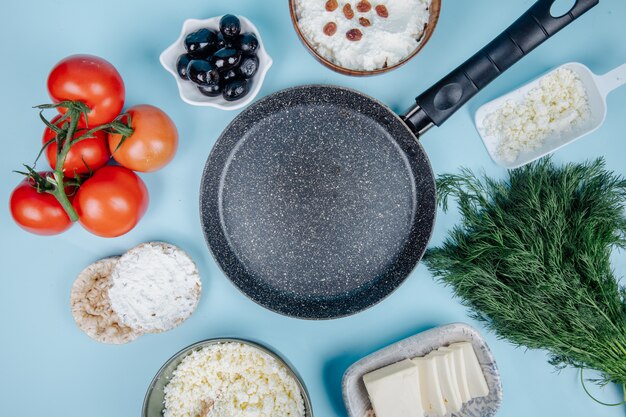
[
  {"left": 295, "top": 0, "right": 431, "bottom": 71},
  {"left": 484, "top": 68, "right": 591, "bottom": 163},
  {"left": 163, "top": 342, "right": 305, "bottom": 417},
  {"left": 108, "top": 242, "right": 201, "bottom": 333}
]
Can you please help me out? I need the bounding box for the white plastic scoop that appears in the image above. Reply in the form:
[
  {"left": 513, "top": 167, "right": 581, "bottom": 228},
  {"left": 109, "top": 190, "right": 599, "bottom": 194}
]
[{"left": 475, "top": 62, "right": 626, "bottom": 168}]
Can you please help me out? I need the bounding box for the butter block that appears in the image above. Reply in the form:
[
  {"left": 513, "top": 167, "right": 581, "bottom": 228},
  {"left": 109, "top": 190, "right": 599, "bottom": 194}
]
[
  {"left": 448, "top": 342, "right": 489, "bottom": 398},
  {"left": 438, "top": 347, "right": 471, "bottom": 403},
  {"left": 411, "top": 356, "right": 446, "bottom": 416},
  {"left": 363, "top": 359, "right": 424, "bottom": 417},
  {"left": 427, "top": 350, "right": 463, "bottom": 413}
]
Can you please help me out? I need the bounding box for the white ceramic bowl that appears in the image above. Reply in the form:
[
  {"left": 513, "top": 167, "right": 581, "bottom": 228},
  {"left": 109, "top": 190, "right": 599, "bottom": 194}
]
[{"left": 160, "top": 16, "right": 273, "bottom": 110}]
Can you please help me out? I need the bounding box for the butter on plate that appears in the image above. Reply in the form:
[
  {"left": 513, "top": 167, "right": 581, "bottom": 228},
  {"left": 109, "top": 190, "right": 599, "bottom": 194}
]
[
  {"left": 362, "top": 359, "right": 424, "bottom": 417},
  {"left": 425, "top": 350, "right": 463, "bottom": 413},
  {"left": 362, "top": 341, "right": 490, "bottom": 417},
  {"left": 438, "top": 346, "right": 472, "bottom": 403},
  {"left": 411, "top": 356, "right": 446, "bottom": 415},
  {"left": 448, "top": 342, "right": 489, "bottom": 398}
]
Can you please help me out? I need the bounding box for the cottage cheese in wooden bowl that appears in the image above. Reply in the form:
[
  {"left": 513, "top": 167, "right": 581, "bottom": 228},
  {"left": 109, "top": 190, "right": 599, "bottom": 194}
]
[{"left": 290, "top": 0, "right": 440, "bottom": 75}]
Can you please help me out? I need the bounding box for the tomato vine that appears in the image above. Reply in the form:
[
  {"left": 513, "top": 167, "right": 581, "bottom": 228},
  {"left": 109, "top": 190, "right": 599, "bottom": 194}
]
[{"left": 15, "top": 101, "right": 134, "bottom": 221}]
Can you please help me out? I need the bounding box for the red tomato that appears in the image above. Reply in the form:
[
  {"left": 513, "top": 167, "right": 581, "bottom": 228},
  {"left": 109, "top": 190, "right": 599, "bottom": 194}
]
[
  {"left": 10, "top": 174, "right": 73, "bottom": 236},
  {"left": 47, "top": 55, "right": 125, "bottom": 126},
  {"left": 108, "top": 104, "right": 178, "bottom": 172},
  {"left": 73, "top": 166, "right": 149, "bottom": 237},
  {"left": 43, "top": 115, "right": 110, "bottom": 176}
]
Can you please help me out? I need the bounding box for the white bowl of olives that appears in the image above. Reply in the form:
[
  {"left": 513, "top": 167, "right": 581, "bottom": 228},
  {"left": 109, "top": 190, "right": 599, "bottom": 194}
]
[{"left": 160, "top": 15, "right": 273, "bottom": 110}]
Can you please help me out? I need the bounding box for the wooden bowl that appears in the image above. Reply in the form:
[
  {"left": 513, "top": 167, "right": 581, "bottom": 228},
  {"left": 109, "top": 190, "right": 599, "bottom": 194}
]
[{"left": 289, "top": 0, "right": 442, "bottom": 76}]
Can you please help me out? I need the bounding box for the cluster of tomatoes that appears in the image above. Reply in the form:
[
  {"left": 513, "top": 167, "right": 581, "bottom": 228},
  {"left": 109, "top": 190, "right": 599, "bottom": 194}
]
[{"left": 10, "top": 55, "right": 178, "bottom": 238}]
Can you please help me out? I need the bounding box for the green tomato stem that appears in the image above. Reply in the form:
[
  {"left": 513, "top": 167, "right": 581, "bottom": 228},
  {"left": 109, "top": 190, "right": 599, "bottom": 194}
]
[
  {"left": 51, "top": 171, "right": 78, "bottom": 222},
  {"left": 50, "top": 107, "right": 81, "bottom": 222},
  {"left": 34, "top": 100, "right": 134, "bottom": 223}
]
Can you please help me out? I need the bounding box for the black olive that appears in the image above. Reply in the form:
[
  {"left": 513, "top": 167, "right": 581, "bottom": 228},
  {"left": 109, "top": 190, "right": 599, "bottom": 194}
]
[
  {"left": 237, "top": 55, "right": 259, "bottom": 79},
  {"left": 187, "top": 60, "right": 220, "bottom": 86},
  {"left": 176, "top": 54, "right": 192, "bottom": 80},
  {"left": 216, "top": 33, "right": 236, "bottom": 50},
  {"left": 184, "top": 28, "right": 219, "bottom": 57},
  {"left": 238, "top": 33, "right": 259, "bottom": 55},
  {"left": 212, "top": 48, "right": 242, "bottom": 70},
  {"left": 222, "top": 79, "right": 249, "bottom": 101},
  {"left": 220, "top": 14, "right": 241, "bottom": 39},
  {"left": 221, "top": 69, "right": 238, "bottom": 83},
  {"left": 198, "top": 84, "right": 222, "bottom": 97}
]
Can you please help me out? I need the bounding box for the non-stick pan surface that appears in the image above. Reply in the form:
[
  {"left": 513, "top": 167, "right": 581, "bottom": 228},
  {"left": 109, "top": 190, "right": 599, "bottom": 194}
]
[
  {"left": 200, "top": 86, "right": 436, "bottom": 319},
  {"left": 201, "top": 0, "right": 599, "bottom": 319}
]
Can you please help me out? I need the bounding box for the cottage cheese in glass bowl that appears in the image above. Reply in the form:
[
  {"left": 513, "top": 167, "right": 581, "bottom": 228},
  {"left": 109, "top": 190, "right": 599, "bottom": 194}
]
[
  {"left": 142, "top": 339, "right": 313, "bottom": 417},
  {"left": 291, "top": 0, "right": 438, "bottom": 75}
]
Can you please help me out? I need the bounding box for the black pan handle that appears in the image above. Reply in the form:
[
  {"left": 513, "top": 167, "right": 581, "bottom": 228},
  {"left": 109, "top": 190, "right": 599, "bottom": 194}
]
[{"left": 404, "top": 0, "right": 599, "bottom": 136}]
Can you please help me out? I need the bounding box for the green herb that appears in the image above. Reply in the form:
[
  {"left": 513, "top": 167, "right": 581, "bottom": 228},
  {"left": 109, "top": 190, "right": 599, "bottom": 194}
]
[{"left": 423, "top": 158, "right": 626, "bottom": 389}]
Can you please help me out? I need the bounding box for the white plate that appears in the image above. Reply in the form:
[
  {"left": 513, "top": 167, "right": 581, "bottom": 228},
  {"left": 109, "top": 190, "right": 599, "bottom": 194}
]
[
  {"left": 159, "top": 16, "right": 273, "bottom": 110},
  {"left": 342, "top": 323, "right": 503, "bottom": 417}
]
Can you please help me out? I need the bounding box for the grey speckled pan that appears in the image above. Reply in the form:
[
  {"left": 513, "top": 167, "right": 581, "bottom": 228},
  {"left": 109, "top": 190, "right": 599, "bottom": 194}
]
[
  {"left": 201, "top": 85, "right": 435, "bottom": 319},
  {"left": 199, "top": 0, "right": 598, "bottom": 319}
]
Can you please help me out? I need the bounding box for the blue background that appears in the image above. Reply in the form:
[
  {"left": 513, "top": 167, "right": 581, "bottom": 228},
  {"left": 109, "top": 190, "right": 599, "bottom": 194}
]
[{"left": 1, "top": 0, "right": 626, "bottom": 416}]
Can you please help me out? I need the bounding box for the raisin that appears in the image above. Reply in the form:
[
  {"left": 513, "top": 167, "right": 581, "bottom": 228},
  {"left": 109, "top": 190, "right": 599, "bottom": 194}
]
[
  {"left": 375, "top": 5, "right": 389, "bottom": 18},
  {"left": 323, "top": 22, "right": 337, "bottom": 36},
  {"left": 359, "top": 17, "right": 371, "bottom": 27},
  {"left": 356, "top": 0, "right": 372, "bottom": 13},
  {"left": 346, "top": 28, "right": 363, "bottom": 41},
  {"left": 343, "top": 4, "right": 354, "bottom": 19},
  {"left": 325, "top": 0, "right": 339, "bottom": 12}
]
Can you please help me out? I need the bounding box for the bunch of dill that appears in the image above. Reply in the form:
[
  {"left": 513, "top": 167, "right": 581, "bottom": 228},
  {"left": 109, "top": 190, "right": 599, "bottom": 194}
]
[{"left": 423, "top": 158, "right": 626, "bottom": 387}]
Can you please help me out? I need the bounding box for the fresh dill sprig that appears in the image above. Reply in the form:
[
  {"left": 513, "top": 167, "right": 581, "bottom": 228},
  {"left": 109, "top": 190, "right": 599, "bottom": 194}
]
[{"left": 423, "top": 157, "right": 626, "bottom": 386}]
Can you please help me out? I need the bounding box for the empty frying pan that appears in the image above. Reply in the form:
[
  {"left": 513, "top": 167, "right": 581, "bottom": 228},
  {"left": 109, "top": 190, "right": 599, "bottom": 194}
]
[{"left": 200, "top": 0, "right": 599, "bottom": 319}]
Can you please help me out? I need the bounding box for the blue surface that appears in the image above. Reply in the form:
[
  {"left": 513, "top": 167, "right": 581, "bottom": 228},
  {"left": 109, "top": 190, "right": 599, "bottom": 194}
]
[{"left": 1, "top": 0, "right": 626, "bottom": 416}]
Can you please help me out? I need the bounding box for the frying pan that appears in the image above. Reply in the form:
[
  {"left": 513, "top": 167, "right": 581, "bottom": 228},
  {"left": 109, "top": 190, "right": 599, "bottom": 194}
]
[{"left": 200, "top": 0, "right": 599, "bottom": 319}]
